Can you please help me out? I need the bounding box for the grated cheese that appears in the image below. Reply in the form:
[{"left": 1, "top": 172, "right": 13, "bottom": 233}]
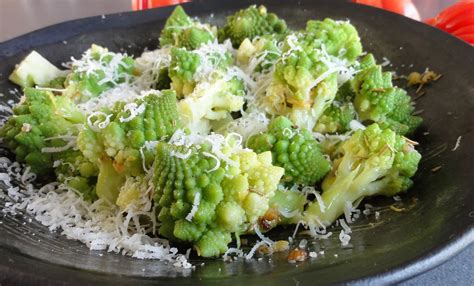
[{"left": 185, "top": 192, "right": 201, "bottom": 222}]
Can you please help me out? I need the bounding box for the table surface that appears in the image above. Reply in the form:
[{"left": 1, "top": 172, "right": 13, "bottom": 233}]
[{"left": 0, "top": 0, "right": 472, "bottom": 285}]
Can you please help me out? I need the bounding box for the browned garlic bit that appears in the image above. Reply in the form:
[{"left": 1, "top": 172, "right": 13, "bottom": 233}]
[{"left": 287, "top": 248, "right": 308, "bottom": 263}]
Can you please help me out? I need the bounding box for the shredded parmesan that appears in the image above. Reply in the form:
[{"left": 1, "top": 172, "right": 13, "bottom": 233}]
[
  {"left": 245, "top": 240, "right": 268, "bottom": 260},
  {"left": 452, "top": 136, "right": 462, "bottom": 151},
  {"left": 185, "top": 192, "right": 201, "bottom": 222}
]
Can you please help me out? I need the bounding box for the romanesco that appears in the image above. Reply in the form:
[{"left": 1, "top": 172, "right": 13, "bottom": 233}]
[
  {"left": 178, "top": 76, "right": 245, "bottom": 135},
  {"left": 299, "top": 123, "right": 421, "bottom": 226},
  {"left": 0, "top": 88, "right": 84, "bottom": 175},
  {"left": 314, "top": 81, "right": 356, "bottom": 134},
  {"left": 352, "top": 54, "right": 422, "bottom": 135},
  {"left": 153, "top": 136, "right": 284, "bottom": 257},
  {"left": 247, "top": 116, "right": 330, "bottom": 185},
  {"left": 64, "top": 45, "right": 136, "bottom": 102},
  {"left": 219, "top": 5, "right": 287, "bottom": 47},
  {"left": 236, "top": 35, "right": 282, "bottom": 74},
  {"left": 262, "top": 19, "right": 362, "bottom": 130},
  {"left": 168, "top": 45, "right": 234, "bottom": 97},
  {"left": 77, "top": 90, "right": 182, "bottom": 203},
  {"left": 159, "top": 6, "right": 217, "bottom": 50}
]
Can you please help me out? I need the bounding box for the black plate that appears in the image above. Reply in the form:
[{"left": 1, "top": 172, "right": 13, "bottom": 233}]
[{"left": 0, "top": 0, "right": 473, "bottom": 285}]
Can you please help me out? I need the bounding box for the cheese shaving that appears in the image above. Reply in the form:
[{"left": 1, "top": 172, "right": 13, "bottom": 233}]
[{"left": 185, "top": 192, "right": 201, "bottom": 222}]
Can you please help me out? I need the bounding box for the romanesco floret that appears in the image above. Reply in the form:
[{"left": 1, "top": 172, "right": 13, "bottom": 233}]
[
  {"left": 168, "top": 45, "right": 234, "bottom": 98},
  {"left": 299, "top": 123, "right": 421, "bottom": 226},
  {"left": 77, "top": 90, "right": 182, "bottom": 203},
  {"left": 247, "top": 116, "right": 330, "bottom": 185},
  {"left": 236, "top": 35, "right": 282, "bottom": 74},
  {"left": 178, "top": 76, "right": 246, "bottom": 135},
  {"left": 261, "top": 19, "right": 362, "bottom": 130},
  {"left": 314, "top": 81, "right": 357, "bottom": 134},
  {"left": 263, "top": 37, "right": 339, "bottom": 130},
  {"left": 64, "top": 45, "right": 136, "bottom": 102},
  {"left": 159, "top": 6, "right": 217, "bottom": 50},
  {"left": 219, "top": 5, "right": 287, "bottom": 47},
  {"left": 54, "top": 150, "right": 98, "bottom": 201},
  {"left": 352, "top": 54, "right": 422, "bottom": 135},
  {"left": 169, "top": 47, "right": 201, "bottom": 97},
  {"left": 0, "top": 88, "right": 84, "bottom": 175},
  {"left": 302, "top": 19, "right": 363, "bottom": 63},
  {"left": 153, "top": 137, "right": 284, "bottom": 257}
]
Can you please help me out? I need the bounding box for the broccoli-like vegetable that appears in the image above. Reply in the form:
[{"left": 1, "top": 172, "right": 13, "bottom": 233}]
[
  {"left": 302, "top": 19, "right": 363, "bottom": 63},
  {"left": 219, "top": 5, "right": 287, "bottom": 47},
  {"left": 159, "top": 6, "right": 217, "bottom": 50},
  {"left": 77, "top": 90, "right": 182, "bottom": 203},
  {"left": 268, "top": 186, "right": 307, "bottom": 225},
  {"left": 314, "top": 81, "right": 357, "bottom": 134},
  {"left": 54, "top": 150, "right": 98, "bottom": 201},
  {"left": 153, "top": 137, "right": 284, "bottom": 257},
  {"left": 0, "top": 88, "right": 84, "bottom": 175},
  {"left": 352, "top": 54, "right": 422, "bottom": 135},
  {"left": 64, "top": 45, "right": 136, "bottom": 102},
  {"left": 134, "top": 48, "right": 173, "bottom": 90},
  {"left": 263, "top": 39, "right": 339, "bottom": 130},
  {"left": 178, "top": 76, "right": 245, "bottom": 135},
  {"left": 299, "top": 123, "right": 421, "bottom": 226},
  {"left": 9, "top": 51, "right": 67, "bottom": 88},
  {"left": 247, "top": 116, "right": 330, "bottom": 185},
  {"left": 168, "top": 45, "right": 234, "bottom": 98},
  {"left": 169, "top": 47, "right": 201, "bottom": 97},
  {"left": 236, "top": 35, "right": 282, "bottom": 74},
  {"left": 261, "top": 19, "right": 362, "bottom": 130}
]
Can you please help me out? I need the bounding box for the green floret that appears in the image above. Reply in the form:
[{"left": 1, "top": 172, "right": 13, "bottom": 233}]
[
  {"left": 178, "top": 76, "right": 245, "bottom": 135},
  {"left": 64, "top": 44, "right": 136, "bottom": 102},
  {"left": 169, "top": 46, "right": 234, "bottom": 98},
  {"left": 153, "top": 139, "right": 284, "bottom": 257},
  {"left": 159, "top": 6, "right": 216, "bottom": 50},
  {"left": 247, "top": 116, "right": 330, "bottom": 185},
  {"left": 298, "top": 123, "right": 421, "bottom": 226},
  {"left": 219, "top": 5, "right": 287, "bottom": 47},
  {"left": 263, "top": 38, "right": 339, "bottom": 130},
  {"left": 352, "top": 54, "right": 422, "bottom": 135},
  {"left": 53, "top": 150, "right": 98, "bottom": 201},
  {"left": 314, "top": 81, "right": 357, "bottom": 134},
  {"left": 302, "top": 19, "right": 363, "bottom": 63},
  {"left": 268, "top": 186, "right": 307, "bottom": 225},
  {"left": 169, "top": 47, "right": 201, "bottom": 97},
  {"left": 77, "top": 90, "right": 182, "bottom": 203},
  {"left": 261, "top": 19, "right": 362, "bottom": 130},
  {"left": 0, "top": 88, "right": 84, "bottom": 175},
  {"left": 236, "top": 35, "right": 282, "bottom": 74}
]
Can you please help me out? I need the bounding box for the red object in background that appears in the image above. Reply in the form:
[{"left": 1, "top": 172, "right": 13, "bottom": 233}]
[
  {"left": 353, "top": 0, "right": 420, "bottom": 20},
  {"left": 132, "top": 0, "right": 189, "bottom": 10},
  {"left": 425, "top": 0, "right": 474, "bottom": 44}
]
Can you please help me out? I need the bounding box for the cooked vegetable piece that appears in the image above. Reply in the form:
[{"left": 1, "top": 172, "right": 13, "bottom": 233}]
[
  {"left": 299, "top": 123, "right": 421, "bottom": 226},
  {"left": 9, "top": 51, "right": 67, "bottom": 88},
  {"left": 247, "top": 116, "right": 330, "bottom": 185},
  {"left": 77, "top": 90, "right": 182, "bottom": 202},
  {"left": 153, "top": 138, "right": 284, "bottom": 257},
  {"left": 64, "top": 44, "right": 136, "bottom": 102},
  {"left": 219, "top": 5, "right": 287, "bottom": 47},
  {"left": 159, "top": 6, "right": 217, "bottom": 50},
  {"left": 353, "top": 54, "right": 422, "bottom": 135}
]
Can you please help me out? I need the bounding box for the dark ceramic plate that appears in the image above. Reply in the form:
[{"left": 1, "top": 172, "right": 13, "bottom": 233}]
[{"left": 0, "top": 0, "right": 473, "bottom": 285}]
